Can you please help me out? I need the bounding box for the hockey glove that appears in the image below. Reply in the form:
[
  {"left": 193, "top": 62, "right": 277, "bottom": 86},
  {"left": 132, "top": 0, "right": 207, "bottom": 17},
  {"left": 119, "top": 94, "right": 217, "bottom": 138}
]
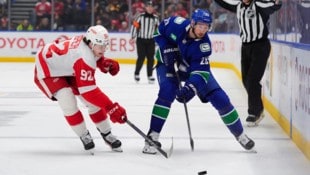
[
  {"left": 97, "top": 58, "right": 120, "bottom": 76},
  {"left": 107, "top": 103, "right": 127, "bottom": 124},
  {"left": 162, "top": 46, "right": 180, "bottom": 78},
  {"left": 176, "top": 83, "right": 196, "bottom": 103}
]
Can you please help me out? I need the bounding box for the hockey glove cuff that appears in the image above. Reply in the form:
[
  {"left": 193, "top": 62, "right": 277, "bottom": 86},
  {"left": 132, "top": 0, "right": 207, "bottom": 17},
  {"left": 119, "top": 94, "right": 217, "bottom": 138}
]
[
  {"left": 176, "top": 83, "right": 197, "bottom": 103},
  {"left": 107, "top": 103, "right": 127, "bottom": 124}
]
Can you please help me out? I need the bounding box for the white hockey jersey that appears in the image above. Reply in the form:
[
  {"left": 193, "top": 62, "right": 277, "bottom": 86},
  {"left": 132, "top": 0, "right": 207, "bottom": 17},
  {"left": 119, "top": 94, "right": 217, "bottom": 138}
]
[
  {"left": 35, "top": 35, "right": 99, "bottom": 79},
  {"left": 34, "top": 35, "right": 113, "bottom": 109}
]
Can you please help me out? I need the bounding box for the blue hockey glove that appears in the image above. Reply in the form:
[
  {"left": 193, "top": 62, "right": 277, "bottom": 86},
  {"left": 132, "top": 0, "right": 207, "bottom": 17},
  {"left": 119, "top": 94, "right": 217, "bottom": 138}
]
[
  {"left": 162, "top": 46, "right": 180, "bottom": 77},
  {"left": 176, "top": 83, "right": 196, "bottom": 103}
]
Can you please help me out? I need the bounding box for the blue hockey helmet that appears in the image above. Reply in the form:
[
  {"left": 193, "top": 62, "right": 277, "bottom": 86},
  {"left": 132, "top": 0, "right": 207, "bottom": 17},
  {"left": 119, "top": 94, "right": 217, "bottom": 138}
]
[{"left": 191, "top": 9, "right": 212, "bottom": 25}]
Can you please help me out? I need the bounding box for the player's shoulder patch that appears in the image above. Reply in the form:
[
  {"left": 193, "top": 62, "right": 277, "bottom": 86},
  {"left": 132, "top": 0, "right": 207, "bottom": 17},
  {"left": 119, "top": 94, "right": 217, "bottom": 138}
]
[
  {"left": 174, "top": 17, "right": 186, "bottom": 24},
  {"left": 199, "top": 43, "right": 211, "bottom": 52}
]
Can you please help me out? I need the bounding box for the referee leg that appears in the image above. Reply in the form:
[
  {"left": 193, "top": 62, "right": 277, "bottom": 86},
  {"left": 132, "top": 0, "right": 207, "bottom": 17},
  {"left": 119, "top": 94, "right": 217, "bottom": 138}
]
[
  {"left": 146, "top": 39, "right": 155, "bottom": 77},
  {"left": 246, "top": 39, "right": 271, "bottom": 115},
  {"left": 134, "top": 38, "right": 147, "bottom": 76}
]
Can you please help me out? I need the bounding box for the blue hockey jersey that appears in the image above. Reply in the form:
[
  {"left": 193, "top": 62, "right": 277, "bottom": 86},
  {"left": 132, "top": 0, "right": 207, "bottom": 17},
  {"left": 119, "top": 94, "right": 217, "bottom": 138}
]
[{"left": 154, "top": 16, "right": 215, "bottom": 98}]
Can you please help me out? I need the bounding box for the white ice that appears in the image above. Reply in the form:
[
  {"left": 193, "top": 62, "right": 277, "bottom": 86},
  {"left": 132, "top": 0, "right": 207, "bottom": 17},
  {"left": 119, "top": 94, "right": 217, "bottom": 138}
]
[{"left": 0, "top": 63, "right": 309, "bottom": 175}]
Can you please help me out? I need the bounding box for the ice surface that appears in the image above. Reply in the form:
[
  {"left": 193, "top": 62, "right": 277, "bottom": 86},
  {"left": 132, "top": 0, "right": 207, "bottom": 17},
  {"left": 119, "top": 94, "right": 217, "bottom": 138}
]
[{"left": 0, "top": 63, "right": 309, "bottom": 175}]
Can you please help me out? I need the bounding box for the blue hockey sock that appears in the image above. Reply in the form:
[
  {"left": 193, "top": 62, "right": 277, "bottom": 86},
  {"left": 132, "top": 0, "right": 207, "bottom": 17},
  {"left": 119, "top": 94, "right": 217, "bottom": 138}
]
[
  {"left": 221, "top": 108, "right": 243, "bottom": 137},
  {"left": 149, "top": 98, "right": 172, "bottom": 133}
]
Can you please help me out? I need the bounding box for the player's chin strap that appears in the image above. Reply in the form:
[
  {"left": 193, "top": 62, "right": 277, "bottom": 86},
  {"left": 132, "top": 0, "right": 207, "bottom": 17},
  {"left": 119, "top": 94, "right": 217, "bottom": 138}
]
[{"left": 191, "top": 25, "right": 199, "bottom": 39}]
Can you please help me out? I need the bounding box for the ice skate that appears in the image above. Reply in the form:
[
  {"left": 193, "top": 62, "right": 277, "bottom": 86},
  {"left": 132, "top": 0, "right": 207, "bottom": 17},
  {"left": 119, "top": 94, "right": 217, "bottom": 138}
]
[
  {"left": 148, "top": 76, "right": 155, "bottom": 84},
  {"left": 142, "top": 131, "right": 162, "bottom": 154},
  {"left": 246, "top": 111, "right": 265, "bottom": 127},
  {"left": 100, "top": 131, "right": 123, "bottom": 152},
  {"left": 80, "top": 130, "right": 95, "bottom": 151},
  {"left": 134, "top": 74, "right": 140, "bottom": 83},
  {"left": 236, "top": 132, "right": 255, "bottom": 151}
]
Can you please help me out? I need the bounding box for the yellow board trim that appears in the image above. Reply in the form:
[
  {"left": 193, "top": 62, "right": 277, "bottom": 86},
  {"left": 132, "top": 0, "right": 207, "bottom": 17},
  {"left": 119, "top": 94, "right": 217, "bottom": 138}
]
[{"left": 0, "top": 57, "right": 35, "bottom": 62}]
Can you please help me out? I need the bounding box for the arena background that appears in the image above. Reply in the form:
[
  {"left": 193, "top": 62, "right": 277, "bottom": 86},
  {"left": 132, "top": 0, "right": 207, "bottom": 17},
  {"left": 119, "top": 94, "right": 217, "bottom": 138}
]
[{"left": 0, "top": 0, "right": 309, "bottom": 160}]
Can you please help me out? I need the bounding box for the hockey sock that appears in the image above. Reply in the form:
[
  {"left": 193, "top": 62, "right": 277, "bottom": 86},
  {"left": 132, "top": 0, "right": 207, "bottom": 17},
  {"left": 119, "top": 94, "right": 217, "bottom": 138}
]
[
  {"left": 209, "top": 89, "right": 243, "bottom": 137},
  {"left": 149, "top": 98, "right": 172, "bottom": 133},
  {"left": 89, "top": 109, "right": 111, "bottom": 134},
  {"left": 220, "top": 108, "right": 243, "bottom": 137},
  {"left": 65, "top": 111, "right": 87, "bottom": 136}
]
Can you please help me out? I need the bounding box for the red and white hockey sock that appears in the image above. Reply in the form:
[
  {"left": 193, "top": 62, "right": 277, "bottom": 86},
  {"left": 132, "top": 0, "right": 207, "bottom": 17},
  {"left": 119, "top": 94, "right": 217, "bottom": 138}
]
[
  {"left": 89, "top": 109, "right": 111, "bottom": 134},
  {"left": 65, "top": 111, "right": 87, "bottom": 137}
]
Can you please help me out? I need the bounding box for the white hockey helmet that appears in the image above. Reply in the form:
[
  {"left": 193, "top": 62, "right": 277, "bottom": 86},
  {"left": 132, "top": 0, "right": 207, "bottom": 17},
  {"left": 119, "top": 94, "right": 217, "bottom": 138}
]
[{"left": 85, "top": 25, "right": 109, "bottom": 47}]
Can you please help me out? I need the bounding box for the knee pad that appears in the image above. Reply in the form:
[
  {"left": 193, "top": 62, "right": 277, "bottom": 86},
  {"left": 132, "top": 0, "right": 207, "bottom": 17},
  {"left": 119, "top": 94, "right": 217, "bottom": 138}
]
[
  {"left": 55, "top": 88, "right": 79, "bottom": 116},
  {"left": 158, "top": 81, "right": 178, "bottom": 103},
  {"left": 78, "top": 95, "right": 101, "bottom": 114},
  {"left": 209, "top": 89, "right": 234, "bottom": 115}
]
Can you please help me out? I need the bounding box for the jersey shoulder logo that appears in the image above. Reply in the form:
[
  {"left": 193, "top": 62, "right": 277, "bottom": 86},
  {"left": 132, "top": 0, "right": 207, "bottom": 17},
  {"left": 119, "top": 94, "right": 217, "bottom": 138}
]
[
  {"left": 174, "top": 17, "right": 186, "bottom": 24},
  {"left": 200, "top": 43, "right": 211, "bottom": 52}
]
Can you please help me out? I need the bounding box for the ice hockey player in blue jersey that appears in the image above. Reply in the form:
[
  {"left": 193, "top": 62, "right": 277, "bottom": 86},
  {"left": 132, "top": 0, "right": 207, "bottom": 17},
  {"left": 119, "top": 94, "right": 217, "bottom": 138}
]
[{"left": 143, "top": 9, "right": 255, "bottom": 154}]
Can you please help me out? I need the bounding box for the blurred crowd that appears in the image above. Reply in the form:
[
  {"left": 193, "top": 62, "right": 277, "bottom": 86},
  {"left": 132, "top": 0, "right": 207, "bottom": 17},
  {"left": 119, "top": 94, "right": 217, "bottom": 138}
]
[{"left": 0, "top": 0, "right": 309, "bottom": 44}]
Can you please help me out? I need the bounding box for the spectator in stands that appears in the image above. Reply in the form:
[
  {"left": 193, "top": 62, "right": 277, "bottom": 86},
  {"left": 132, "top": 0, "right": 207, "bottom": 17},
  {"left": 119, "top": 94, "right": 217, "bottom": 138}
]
[
  {"left": 96, "top": 18, "right": 103, "bottom": 25},
  {"left": 16, "top": 19, "right": 34, "bottom": 31},
  {"left": 132, "top": 0, "right": 145, "bottom": 17},
  {"left": 118, "top": 21, "right": 129, "bottom": 32},
  {"left": 0, "top": 13, "right": 8, "bottom": 30},
  {"left": 53, "top": 13, "right": 64, "bottom": 31},
  {"left": 34, "top": 0, "right": 51, "bottom": 25},
  {"left": 63, "top": 0, "right": 75, "bottom": 30},
  {"left": 106, "top": 0, "right": 121, "bottom": 19},
  {"left": 36, "top": 17, "right": 50, "bottom": 31},
  {"left": 54, "top": 0, "right": 64, "bottom": 17},
  {"left": 193, "top": 0, "right": 212, "bottom": 9},
  {"left": 164, "top": 4, "right": 175, "bottom": 18},
  {"left": 152, "top": 0, "right": 161, "bottom": 16},
  {"left": 298, "top": 0, "right": 310, "bottom": 44},
  {"left": 95, "top": 11, "right": 111, "bottom": 30},
  {"left": 174, "top": 2, "right": 189, "bottom": 18},
  {"left": 73, "top": 0, "right": 88, "bottom": 30},
  {"left": 277, "top": 0, "right": 297, "bottom": 33},
  {"left": 110, "top": 19, "right": 120, "bottom": 32}
]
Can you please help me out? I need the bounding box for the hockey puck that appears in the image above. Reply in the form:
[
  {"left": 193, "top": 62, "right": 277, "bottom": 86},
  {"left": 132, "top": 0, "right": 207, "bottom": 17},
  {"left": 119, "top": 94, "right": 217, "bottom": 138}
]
[{"left": 198, "top": 170, "right": 207, "bottom": 175}]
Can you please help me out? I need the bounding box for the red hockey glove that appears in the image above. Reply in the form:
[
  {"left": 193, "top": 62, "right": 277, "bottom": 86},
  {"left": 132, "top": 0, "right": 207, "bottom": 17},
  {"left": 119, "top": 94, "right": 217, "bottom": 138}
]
[
  {"left": 97, "top": 58, "right": 120, "bottom": 76},
  {"left": 107, "top": 103, "right": 127, "bottom": 124}
]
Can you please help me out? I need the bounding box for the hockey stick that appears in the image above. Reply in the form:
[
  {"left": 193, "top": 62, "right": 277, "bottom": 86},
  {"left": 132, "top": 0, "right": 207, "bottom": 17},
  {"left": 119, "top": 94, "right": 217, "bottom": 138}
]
[
  {"left": 174, "top": 69, "right": 194, "bottom": 151},
  {"left": 124, "top": 118, "right": 173, "bottom": 158}
]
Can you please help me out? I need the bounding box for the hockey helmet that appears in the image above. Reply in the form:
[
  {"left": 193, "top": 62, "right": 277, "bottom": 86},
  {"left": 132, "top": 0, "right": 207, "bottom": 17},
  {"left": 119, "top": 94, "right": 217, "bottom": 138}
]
[
  {"left": 85, "top": 25, "right": 109, "bottom": 47},
  {"left": 191, "top": 9, "right": 212, "bottom": 25}
]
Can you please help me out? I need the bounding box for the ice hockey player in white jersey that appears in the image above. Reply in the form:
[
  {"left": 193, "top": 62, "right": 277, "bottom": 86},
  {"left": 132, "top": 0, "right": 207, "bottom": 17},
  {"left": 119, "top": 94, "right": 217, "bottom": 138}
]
[{"left": 34, "top": 25, "right": 127, "bottom": 152}]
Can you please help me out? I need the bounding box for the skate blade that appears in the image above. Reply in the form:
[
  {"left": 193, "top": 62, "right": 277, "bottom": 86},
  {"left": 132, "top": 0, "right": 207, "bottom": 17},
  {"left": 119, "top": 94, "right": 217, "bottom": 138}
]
[
  {"left": 112, "top": 147, "right": 123, "bottom": 152},
  {"left": 142, "top": 150, "right": 157, "bottom": 155},
  {"left": 246, "top": 148, "right": 257, "bottom": 154},
  {"left": 247, "top": 123, "right": 258, "bottom": 127},
  {"left": 86, "top": 149, "right": 95, "bottom": 156},
  {"left": 142, "top": 147, "right": 157, "bottom": 155},
  {"left": 247, "top": 114, "right": 265, "bottom": 127}
]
